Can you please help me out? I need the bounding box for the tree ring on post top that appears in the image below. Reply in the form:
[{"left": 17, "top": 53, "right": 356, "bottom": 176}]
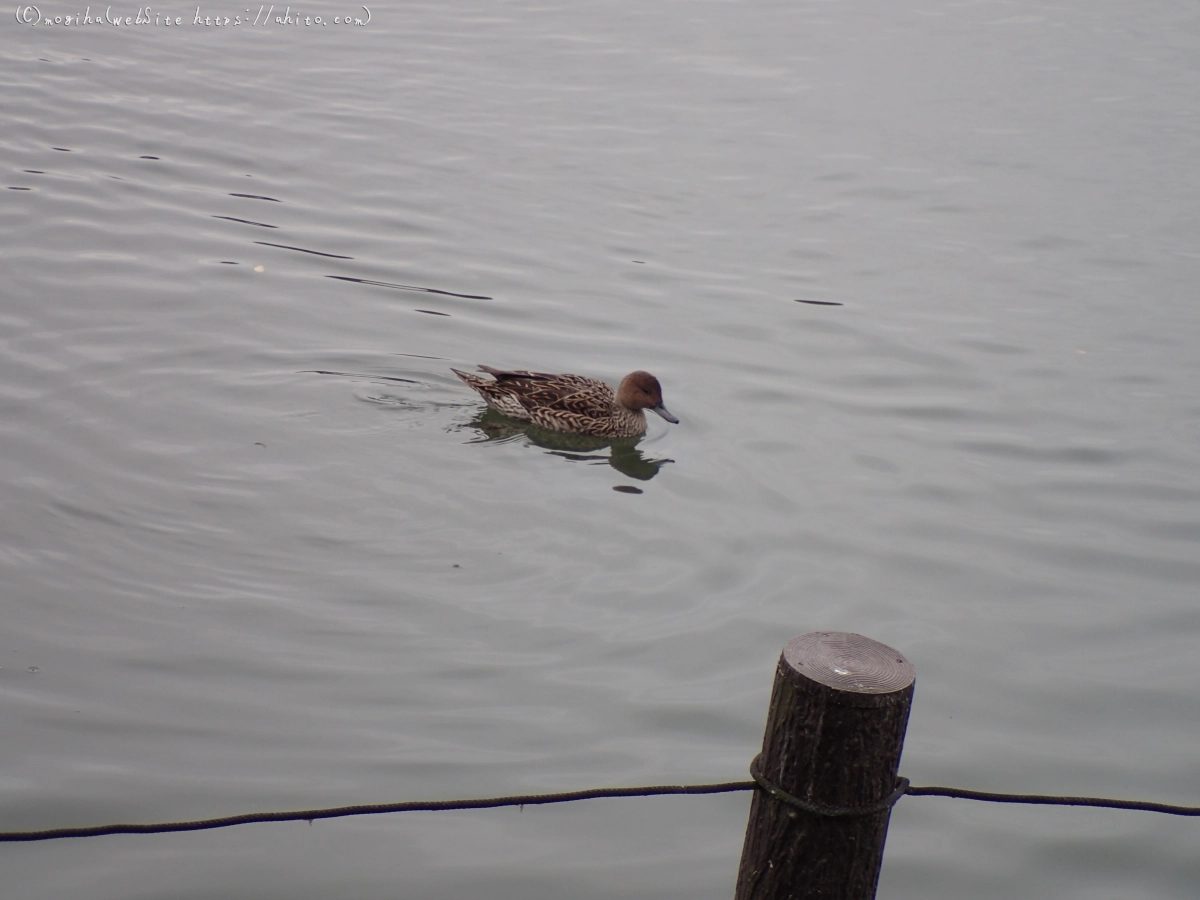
[{"left": 783, "top": 632, "right": 914, "bottom": 696}]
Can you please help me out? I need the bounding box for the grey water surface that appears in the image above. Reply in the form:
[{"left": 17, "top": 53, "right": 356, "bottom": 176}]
[{"left": 3, "top": 1, "right": 1200, "bottom": 897}]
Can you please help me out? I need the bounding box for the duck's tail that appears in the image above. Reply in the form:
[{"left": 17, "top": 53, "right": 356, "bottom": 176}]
[{"left": 451, "top": 367, "right": 492, "bottom": 390}]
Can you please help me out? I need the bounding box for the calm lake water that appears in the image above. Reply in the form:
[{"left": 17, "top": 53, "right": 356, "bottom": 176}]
[{"left": 3, "top": 1, "right": 1200, "bottom": 897}]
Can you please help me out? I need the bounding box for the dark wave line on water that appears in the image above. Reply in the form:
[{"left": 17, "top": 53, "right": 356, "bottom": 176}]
[
  {"left": 326, "top": 275, "right": 492, "bottom": 300},
  {"left": 255, "top": 242, "right": 353, "bottom": 259},
  {"left": 229, "top": 192, "right": 280, "bottom": 202},
  {"left": 302, "top": 370, "right": 425, "bottom": 384},
  {"left": 213, "top": 215, "right": 278, "bottom": 228},
  {"left": 416, "top": 309, "right": 451, "bottom": 317},
  {"left": 795, "top": 299, "right": 844, "bottom": 306}
]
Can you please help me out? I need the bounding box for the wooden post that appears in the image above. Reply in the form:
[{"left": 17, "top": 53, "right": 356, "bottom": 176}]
[{"left": 735, "top": 632, "right": 915, "bottom": 900}]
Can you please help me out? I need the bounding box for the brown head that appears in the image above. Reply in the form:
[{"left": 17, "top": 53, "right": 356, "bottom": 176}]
[{"left": 616, "top": 371, "right": 679, "bottom": 424}]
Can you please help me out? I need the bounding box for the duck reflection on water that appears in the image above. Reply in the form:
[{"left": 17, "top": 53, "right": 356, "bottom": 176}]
[{"left": 459, "top": 407, "right": 673, "bottom": 482}]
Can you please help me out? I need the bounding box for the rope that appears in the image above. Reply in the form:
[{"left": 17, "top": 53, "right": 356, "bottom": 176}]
[
  {"left": 0, "top": 781, "right": 755, "bottom": 842},
  {"left": 4, "top": 764, "right": 1200, "bottom": 842},
  {"left": 904, "top": 785, "right": 1200, "bottom": 816}
]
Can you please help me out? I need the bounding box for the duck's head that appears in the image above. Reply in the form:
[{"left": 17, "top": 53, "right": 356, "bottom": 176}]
[{"left": 617, "top": 371, "right": 679, "bottom": 424}]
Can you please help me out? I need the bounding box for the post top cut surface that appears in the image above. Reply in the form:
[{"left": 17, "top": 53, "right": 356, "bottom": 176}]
[{"left": 783, "top": 632, "right": 915, "bottom": 694}]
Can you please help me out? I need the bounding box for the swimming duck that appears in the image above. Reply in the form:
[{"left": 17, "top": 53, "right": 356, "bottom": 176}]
[{"left": 452, "top": 365, "right": 678, "bottom": 438}]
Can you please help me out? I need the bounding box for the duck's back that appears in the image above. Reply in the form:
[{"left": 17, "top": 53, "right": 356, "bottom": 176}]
[{"left": 476, "top": 367, "right": 616, "bottom": 421}]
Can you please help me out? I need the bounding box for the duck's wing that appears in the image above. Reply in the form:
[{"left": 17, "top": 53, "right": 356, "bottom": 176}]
[
  {"left": 474, "top": 368, "right": 611, "bottom": 415},
  {"left": 544, "top": 385, "right": 617, "bottom": 419},
  {"left": 517, "top": 381, "right": 615, "bottom": 418}
]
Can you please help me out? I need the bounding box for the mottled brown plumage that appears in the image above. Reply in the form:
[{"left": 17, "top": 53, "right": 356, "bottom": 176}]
[{"left": 452, "top": 365, "right": 678, "bottom": 437}]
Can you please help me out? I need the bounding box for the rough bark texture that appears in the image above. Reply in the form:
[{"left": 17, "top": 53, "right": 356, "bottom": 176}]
[{"left": 735, "top": 633, "right": 915, "bottom": 900}]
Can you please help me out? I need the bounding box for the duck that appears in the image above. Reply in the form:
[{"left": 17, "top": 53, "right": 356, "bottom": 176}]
[{"left": 452, "top": 365, "right": 678, "bottom": 438}]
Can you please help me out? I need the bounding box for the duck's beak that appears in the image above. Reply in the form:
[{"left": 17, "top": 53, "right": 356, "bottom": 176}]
[{"left": 651, "top": 403, "right": 679, "bottom": 424}]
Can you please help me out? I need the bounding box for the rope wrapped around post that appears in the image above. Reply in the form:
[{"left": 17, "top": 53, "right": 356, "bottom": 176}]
[{"left": 749, "top": 754, "right": 911, "bottom": 818}]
